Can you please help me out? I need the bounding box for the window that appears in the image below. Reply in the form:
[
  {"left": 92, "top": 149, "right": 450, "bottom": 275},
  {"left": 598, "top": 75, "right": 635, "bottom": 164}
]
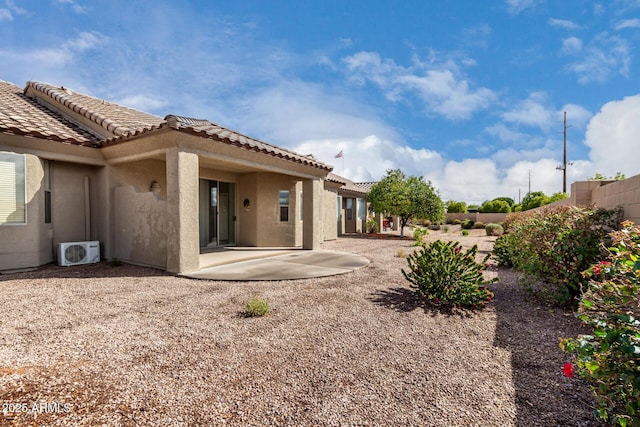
[
  {"left": 336, "top": 196, "right": 341, "bottom": 220},
  {"left": 43, "top": 160, "right": 51, "bottom": 224},
  {"left": 0, "top": 152, "right": 26, "bottom": 224},
  {"left": 279, "top": 190, "right": 289, "bottom": 222},
  {"left": 346, "top": 198, "right": 353, "bottom": 221},
  {"left": 357, "top": 198, "right": 366, "bottom": 220},
  {"left": 299, "top": 191, "right": 303, "bottom": 221}
]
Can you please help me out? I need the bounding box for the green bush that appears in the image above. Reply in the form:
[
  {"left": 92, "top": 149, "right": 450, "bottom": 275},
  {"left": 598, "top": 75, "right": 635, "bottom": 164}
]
[
  {"left": 453, "top": 219, "right": 462, "bottom": 225},
  {"left": 473, "top": 221, "right": 485, "bottom": 229},
  {"left": 245, "top": 297, "right": 270, "bottom": 317},
  {"left": 560, "top": 221, "right": 640, "bottom": 426},
  {"left": 366, "top": 216, "right": 379, "bottom": 234},
  {"left": 462, "top": 230, "right": 469, "bottom": 236},
  {"left": 491, "top": 205, "right": 622, "bottom": 304},
  {"left": 412, "top": 227, "right": 428, "bottom": 246},
  {"left": 461, "top": 219, "right": 474, "bottom": 230},
  {"left": 485, "top": 223, "right": 504, "bottom": 236},
  {"left": 402, "top": 240, "right": 497, "bottom": 308}
]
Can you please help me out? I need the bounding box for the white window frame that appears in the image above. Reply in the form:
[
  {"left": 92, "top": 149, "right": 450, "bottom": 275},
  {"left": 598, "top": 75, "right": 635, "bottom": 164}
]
[{"left": 0, "top": 152, "right": 26, "bottom": 225}]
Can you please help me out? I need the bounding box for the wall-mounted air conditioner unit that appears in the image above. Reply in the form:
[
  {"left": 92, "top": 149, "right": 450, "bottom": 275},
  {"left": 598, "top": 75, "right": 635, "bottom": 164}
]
[{"left": 57, "top": 241, "right": 100, "bottom": 266}]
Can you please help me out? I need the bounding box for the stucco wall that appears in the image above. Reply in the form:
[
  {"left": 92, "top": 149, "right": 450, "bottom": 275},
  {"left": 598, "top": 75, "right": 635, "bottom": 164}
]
[
  {"left": 51, "top": 161, "right": 100, "bottom": 246},
  {"left": 322, "top": 185, "right": 339, "bottom": 241},
  {"left": 114, "top": 185, "right": 167, "bottom": 269},
  {"left": 0, "top": 155, "right": 102, "bottom": 271},
  {"left": 0, "top": 154, "right": 51, "bottom": 270},
  {"left": 571, "top": 175, "right": 640, "bottom": 225},
  {"left": 255, "top": 172, "right": 300, "bottom": 247}
]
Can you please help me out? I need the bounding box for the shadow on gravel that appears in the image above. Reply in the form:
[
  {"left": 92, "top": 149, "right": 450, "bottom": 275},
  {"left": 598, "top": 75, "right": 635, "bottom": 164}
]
[
  {"left": 491, "top": 267, "right": 602, "bottom": 427},
  {"left": 0, "top": 261, "right": 168, "bottom": 282},
  {"left": 369, "top": 287, "right": 474, "bottom": 318}
]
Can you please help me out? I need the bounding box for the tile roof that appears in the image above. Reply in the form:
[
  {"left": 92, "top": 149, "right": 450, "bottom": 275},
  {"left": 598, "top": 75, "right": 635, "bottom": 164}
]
[
  {"left": 12, "top": 82, "right": 333, "bottom": 171},
  {"left": 329, "top": 172, "right": 376, "bottom": 195},
  {"left": 0, "top": 81, "right": 99, "bottom": 146},
  {"left": 25, "top": 81, "right": 164, "bottom": 139},
  {"left": 160, "top": 115, "right": 332, "bottom": 171}
]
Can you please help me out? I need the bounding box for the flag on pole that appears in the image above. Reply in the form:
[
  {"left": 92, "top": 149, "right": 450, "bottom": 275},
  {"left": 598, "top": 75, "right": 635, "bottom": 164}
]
[{"left": 334, "top": 149, "right": 343, "bottom": 158}]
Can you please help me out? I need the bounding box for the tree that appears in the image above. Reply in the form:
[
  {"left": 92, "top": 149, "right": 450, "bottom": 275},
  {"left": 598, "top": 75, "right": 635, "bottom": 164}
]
[
  {"left": 587, "top": 172, "right": 626, "bottom": 180},
  {"left": 520, "top": 191, "right": 568, "bottom": 211},
  {"left": 446, "top": 200, "right": 467, "bottom": 213},
  {"left": 368, "top": 169, "right": 444, "bottom": 237},
  {"left": 478, "top": 199, "right": 511, "bottom": 213}
]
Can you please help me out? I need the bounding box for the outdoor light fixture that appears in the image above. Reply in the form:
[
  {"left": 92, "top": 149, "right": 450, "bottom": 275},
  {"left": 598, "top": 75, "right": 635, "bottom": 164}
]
[{"left": 150, "top": 181, "right": 161, "bottom": 193}]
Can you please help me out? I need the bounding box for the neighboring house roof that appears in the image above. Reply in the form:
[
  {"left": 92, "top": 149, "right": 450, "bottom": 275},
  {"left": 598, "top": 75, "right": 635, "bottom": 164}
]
[
  {"left": 0, "top": 81, "right": 99, "bottom": 146},
  {"left": 329, "top": 172, "right": 376, "bottom": 196},
  {"left": 0, "top": 81, "right": 332, "bottom": 171}
]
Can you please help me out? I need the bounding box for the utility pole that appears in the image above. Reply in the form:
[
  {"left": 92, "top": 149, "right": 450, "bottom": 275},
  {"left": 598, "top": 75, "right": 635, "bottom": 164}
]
[{"left": 556, "top": 111, "right": 572, "bottom": 193}]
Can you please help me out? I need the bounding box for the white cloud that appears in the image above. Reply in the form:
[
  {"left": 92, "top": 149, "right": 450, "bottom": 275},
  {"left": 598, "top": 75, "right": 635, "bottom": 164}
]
[
  {"left": 562, "top": 37, "right": 583, "bottom": 54},
  {"left": 0, "top": 0, "right": 26, "bottom": 20},
  {"left": 343, "top": 51, "right": 496, "bottom": 120},
  {"left": 563, "top": 33, "right": 631, "bottom": 84},
  {"left": 63, "top": 31, "right": 107, "bottom": 52},
  {"left": 561, "top": 104, "right": 592, "bottom": 129},
  {"left": 615, "top": 18, "right": 640, "bottom": 30},
  {"left": 505, "top": 0, "right": 538, "bottom": 14},
  {"left": 0, "top": 8, "right": 11, "bottom": 20},
  {"left": 584, "top": 94, "right": 640, "bottom": 178},
  {"left": 115, "top": 95, "right": 168, "bottom": 112},
  {"left": 502, "top": 91, "right": 554, "bottom": 131},
  {"left": 55, "top": 0, "right": 86, "bottom": 13},
  {"left": 549, "top": 18, "right": 581, "bottom": 30}
]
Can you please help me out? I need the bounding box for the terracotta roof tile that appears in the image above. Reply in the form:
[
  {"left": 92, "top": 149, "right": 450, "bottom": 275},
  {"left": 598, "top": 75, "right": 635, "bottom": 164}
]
[
  {"left": 0, "top": 81, "right": 98, "bottom": 146},
  {"left": 25, "top": 81, "right": 164, "bottom": 138},
  {"left": 3, "top": 81, "right": 332, "bottom": 171},
  {"left": 160, "top": 115, "right": 332, "bottom": 171},
  {"left": 329, "top": 172, "right": 375, "bottom": 195}
]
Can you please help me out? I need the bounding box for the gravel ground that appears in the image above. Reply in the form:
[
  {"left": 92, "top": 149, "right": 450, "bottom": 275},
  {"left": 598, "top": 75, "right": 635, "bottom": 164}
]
[{"left": 0, "top": 227, "right": 602, "bottom": 426}]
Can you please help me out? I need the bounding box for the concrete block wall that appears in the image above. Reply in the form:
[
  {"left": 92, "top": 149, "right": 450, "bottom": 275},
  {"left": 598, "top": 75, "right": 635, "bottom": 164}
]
[{"left": 569, "top": 174, "right": 640, "bottom": 225}]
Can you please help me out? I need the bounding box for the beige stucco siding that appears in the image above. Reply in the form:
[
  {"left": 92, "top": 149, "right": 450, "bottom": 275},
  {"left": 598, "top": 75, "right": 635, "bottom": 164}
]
[
  {"left": 322, "top": 185, "right": 339, "bottom": 241},
  {"left": 0, "top": 154, "right": 51, "bottom": 270},
  {"left": 51, "top": 161, "right": 101, "bottom": 246},
  {"left": 255, "top": 172, "right": 300, "bottom": 247},
  {"left": 114, "top": 185, "right": 167, "bottom": 269}
]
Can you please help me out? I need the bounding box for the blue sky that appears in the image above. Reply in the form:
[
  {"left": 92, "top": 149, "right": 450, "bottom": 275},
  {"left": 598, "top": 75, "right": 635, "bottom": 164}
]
[{"left": 1, "top": 0, "right": 639, "bottom": 204}]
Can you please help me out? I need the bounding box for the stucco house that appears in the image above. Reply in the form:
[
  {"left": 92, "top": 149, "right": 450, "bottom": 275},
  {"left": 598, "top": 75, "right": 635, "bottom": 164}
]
[{"left": 1, "top": 80, "right": 373, "bottom": 274}]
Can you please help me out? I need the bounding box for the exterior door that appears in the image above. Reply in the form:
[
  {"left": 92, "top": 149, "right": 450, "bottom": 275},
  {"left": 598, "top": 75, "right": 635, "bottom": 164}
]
[{"left": 199, "top": 179, "right": 235, "bottom": 247}]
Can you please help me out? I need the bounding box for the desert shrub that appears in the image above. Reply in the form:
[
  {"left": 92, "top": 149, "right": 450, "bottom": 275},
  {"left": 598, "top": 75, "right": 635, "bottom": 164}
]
[
  {"left": 445, "top": 218, "right": 454, "bottom": 224},
  {"left": 443, "top": 225, "right": 449, "bottom": 233},
  {"left": 412, "top": 227, "right": 428, "bottom": 246},
  {"left": 473, "top": 221, "right": 485, "bottom": 229},
  {"left": 485, "top": 223, "right": 504, "bottom": 236},
  {"left": 428, "top": 224, "right": 441, "bottom": 231},
  {"left": 396, "top": 249, "right": 406, "bottom": 258},
  {"left": 560, "top": 221, "right": 640, "bottom": 426},
  {"left": 462, "top": 230, "right": 469, "bottom": 236},
  {"left": 245, "top": 297, "right": 270, "bottom": 317},
  {"left": 462, "top": 219, "right": 474, "bottom": 230},
  {"left": 453, "top": 219, "right": 462, "bottom": 225},
  {"left": 402, "top": 240, "right": 497, "bottom": 308},
  {"left": 496, "top": 205, "right": 623, "bottom": 304},
  {"left": 366, "top": 216, "right": 379, "bottom": 234}
]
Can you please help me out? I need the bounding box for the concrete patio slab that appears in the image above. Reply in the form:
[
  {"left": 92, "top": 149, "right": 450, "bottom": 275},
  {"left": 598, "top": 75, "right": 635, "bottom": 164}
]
[{"left": 185, "top": 249, "right": 370, "bottom": 281}]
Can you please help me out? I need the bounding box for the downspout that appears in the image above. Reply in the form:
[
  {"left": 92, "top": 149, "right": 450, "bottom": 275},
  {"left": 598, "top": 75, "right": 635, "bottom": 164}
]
[{"left": 84, "top": 176, "right": 91, "bottom": 240}]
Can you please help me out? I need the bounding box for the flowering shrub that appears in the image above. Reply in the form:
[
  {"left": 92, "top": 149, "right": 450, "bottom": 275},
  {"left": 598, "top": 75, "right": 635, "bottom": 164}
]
[
  {"left": 402, "top": 240, "right": 497, "bottom": 308},
  {"left": 493, "top": 205, "right": 622, "bottom": 304},
  {"left": 560, "top": 221, "right": 640, "bottom": 426}
]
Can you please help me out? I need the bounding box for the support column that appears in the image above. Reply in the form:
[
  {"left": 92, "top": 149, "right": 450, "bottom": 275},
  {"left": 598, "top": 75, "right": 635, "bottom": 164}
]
[
  {"left": 166, "top": 148, "right": 199, "bottom": 273},
  {"left": 303, "top": 178, "right": 323, "bottom": 249}
]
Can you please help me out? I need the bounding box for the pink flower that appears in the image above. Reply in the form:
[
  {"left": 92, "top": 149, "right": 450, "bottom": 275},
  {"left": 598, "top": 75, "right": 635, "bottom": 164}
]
[
  {"left": 455, "top": 246, "right": 462, "bottom": 254},
  {"left": 592, "top": 265, "right": 601, "bottom": 275},
  {"left": 563, "top": 363, "right": 574, "bottom": 378}
]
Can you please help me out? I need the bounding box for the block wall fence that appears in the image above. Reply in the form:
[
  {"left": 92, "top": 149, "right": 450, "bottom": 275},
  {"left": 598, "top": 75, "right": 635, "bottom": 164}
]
[{"left": 443, "top": 173, "right": 640, "bottom": 226}]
